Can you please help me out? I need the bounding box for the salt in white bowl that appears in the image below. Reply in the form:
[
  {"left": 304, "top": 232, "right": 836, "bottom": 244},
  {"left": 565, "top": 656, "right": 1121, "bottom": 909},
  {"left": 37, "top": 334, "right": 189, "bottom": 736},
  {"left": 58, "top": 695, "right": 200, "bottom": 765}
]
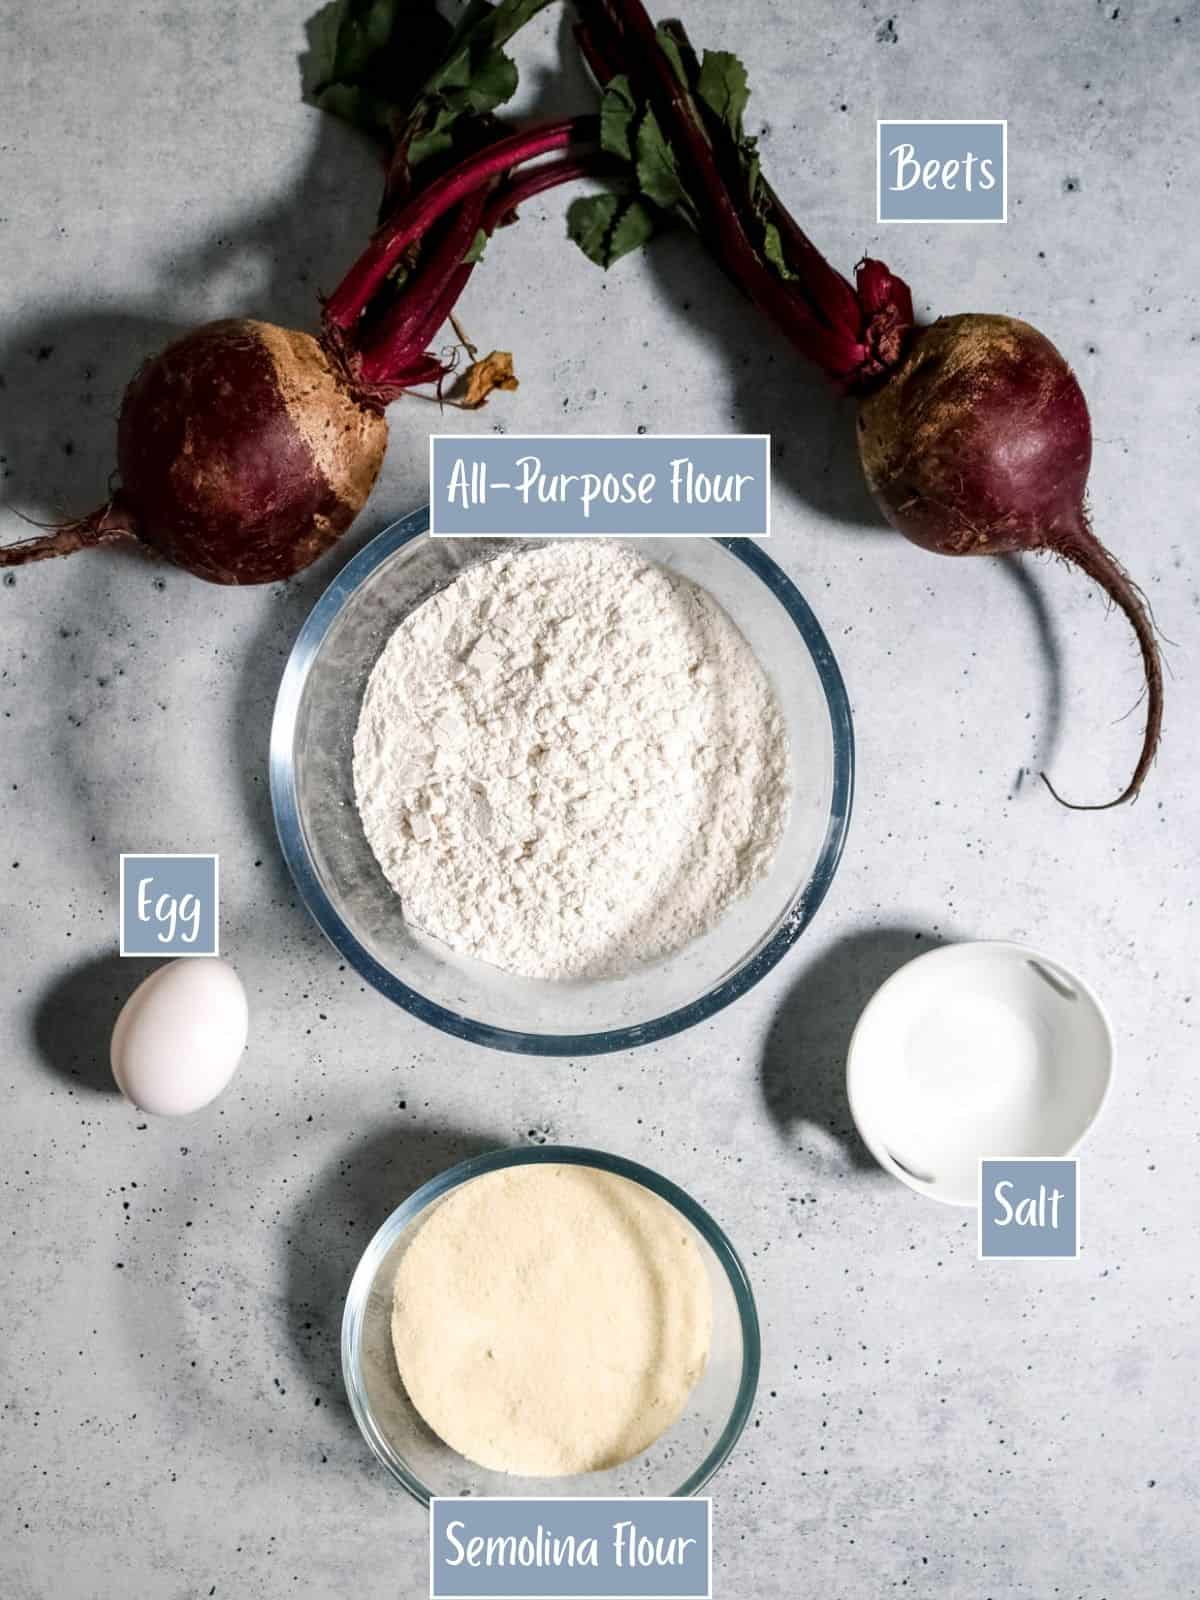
[{"left": 846, "top": 940, "right": 1114, "bottom": 1206}]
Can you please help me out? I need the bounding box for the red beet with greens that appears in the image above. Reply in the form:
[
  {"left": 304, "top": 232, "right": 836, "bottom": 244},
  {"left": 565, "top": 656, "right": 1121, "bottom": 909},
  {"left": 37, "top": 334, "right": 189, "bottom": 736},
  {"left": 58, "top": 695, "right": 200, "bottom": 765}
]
[
  {"left": 569, "top": 0, "right": 1162, "bottom": 806},
  {"left": 0, "top": 0, "right": 599, "bottom": 586}
]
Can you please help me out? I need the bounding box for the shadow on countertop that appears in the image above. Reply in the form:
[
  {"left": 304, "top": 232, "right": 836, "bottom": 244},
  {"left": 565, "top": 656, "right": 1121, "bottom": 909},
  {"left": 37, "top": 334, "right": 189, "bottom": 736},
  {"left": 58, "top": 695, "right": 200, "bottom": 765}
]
[
  {"left": 30, "top": 950, "right": 158, "bottom": 1096},
  {"left": 996, "top": 553, "right": 1066, "bottom": 788},
  {"left": 283, "top": 1122, "right": 499, "bottom": 1435},
  {"left": 760, "top": 925, "right": 948, "bottom": 1169}
]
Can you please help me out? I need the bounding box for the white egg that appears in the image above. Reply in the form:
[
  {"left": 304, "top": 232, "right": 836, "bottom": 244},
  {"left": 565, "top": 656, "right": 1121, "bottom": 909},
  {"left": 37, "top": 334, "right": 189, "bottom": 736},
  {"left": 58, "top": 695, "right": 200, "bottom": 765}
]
[{"left": 110, "top": 957, "right": 248, "bottom": 1116}]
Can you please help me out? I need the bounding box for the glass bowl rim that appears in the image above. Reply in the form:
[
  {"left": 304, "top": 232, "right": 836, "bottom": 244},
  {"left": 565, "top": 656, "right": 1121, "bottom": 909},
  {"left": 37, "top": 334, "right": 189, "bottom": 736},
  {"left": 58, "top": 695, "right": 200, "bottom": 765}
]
[
  {"left": 269, "top": 511, "right": 854, "bottom": 1055},
  {"left": 340, "top": 1143, "right": 762, "bottom": 1506}
]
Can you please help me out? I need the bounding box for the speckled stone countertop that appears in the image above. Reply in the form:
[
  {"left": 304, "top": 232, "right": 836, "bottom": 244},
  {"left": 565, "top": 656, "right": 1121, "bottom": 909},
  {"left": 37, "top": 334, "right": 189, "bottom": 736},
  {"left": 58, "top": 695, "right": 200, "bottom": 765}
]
[{"left": 2, "top": 2, "right": 1197, "bottom": 1596}]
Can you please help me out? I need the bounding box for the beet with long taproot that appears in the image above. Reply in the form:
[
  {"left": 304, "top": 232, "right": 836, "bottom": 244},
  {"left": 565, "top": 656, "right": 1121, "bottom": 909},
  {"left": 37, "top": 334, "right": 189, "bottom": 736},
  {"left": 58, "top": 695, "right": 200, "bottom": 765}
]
[{"left": 569, "top": 0, "right": 1163, "bottom": 807}]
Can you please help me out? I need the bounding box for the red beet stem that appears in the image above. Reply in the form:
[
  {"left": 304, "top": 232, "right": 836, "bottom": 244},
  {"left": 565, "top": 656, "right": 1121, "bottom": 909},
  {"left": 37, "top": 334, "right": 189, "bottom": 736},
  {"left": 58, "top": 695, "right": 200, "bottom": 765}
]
[
  {"left": 580, "top": 2, "right": 812, "bottom": 342},
  {"left": 358, "top": 154, "right": 613, "bottom": 387},
  {"left": 378, "top": 0, "right": 563, "bottom": 217},
  {"left": 0, "top": 500, "right": 137, "bottom": 566},
  {"left": 579, "top": 0, "right": 912, "bottom": 386},
  {"left": 356, "top": 188, "right": 490, "bottom": 382},
  {"left": 1040, "top": 526, "right": 1164, "bottom": 809},
  {"left": 654, "top": 15, "right": 863, "bottom": 347},
  {"left": 483, "top": 154, "right": 607, "bottom": 229},
  {"left": 325, "top": 118, "right": 596, "bottom": 332},
  {"left": 386, "top": 353, "right": 450, "bottom": 389},
  {"left": 757, "top": 178, "right": 863, "bottom": 340},
  {"left": 358, "top": 263, "right": 475, "bottom": 388},
  {"left": 573, "top": 14, "right": 621, "bottom": 87}
]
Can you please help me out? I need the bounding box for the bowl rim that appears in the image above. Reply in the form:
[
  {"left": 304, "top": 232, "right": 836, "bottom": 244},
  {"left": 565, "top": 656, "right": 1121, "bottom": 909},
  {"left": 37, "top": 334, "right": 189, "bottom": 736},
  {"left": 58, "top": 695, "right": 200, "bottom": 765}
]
[
  {"left": 340, "top": 1143, "right": 762, "bottom": 1505},
  {"left": 845, "top": 938, "right": 1117, "bottom": 1207},
  {"left": 270, "top": 511, "right": 854, "bottom": 1055}
]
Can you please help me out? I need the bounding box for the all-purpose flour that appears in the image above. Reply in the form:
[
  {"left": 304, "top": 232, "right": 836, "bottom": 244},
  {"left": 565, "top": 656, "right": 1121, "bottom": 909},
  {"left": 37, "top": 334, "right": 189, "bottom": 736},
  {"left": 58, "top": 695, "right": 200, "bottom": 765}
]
[{"left": 353, "top": 542, "right": 790, "bottom": 980}]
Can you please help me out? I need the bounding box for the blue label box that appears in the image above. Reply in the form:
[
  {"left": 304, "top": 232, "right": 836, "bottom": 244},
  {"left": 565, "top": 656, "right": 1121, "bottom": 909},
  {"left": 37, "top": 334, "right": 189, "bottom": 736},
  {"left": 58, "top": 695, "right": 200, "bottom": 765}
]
[
  {"left": 430, "top": 1498, "right": 711, "bottom": 1599},
  {"left": 877, "top": 120, "right": 1007, "bottom": 223},
  {"left": 979, "top": 1158, "right": 1079, "bottom": 1259},
  {"left": 430, "top": 434, "right": 770, "bottom": 538},
  {"left": 119, "top": 854, "right": 219, "bottom": 957}
]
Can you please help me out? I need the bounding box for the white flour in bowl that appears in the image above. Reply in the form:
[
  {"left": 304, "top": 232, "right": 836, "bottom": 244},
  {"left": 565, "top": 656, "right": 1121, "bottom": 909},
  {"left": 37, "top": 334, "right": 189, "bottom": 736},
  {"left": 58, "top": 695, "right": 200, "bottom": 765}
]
[{"left": 353, "top": 541, "right": 790, "bottom": 980}]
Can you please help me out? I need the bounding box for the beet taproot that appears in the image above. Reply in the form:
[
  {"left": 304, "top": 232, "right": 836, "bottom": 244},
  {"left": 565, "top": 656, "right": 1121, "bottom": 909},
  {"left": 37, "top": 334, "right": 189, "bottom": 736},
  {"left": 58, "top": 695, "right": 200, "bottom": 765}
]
[{"left": 857, "top": 313, "right": 1161, "bottom": 807}]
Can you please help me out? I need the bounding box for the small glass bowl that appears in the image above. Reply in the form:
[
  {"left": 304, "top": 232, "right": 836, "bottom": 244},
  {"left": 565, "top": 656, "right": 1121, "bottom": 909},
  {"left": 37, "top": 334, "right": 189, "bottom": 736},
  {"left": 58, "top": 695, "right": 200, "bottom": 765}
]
[
  {"left": 270, "top": 512, "right": 853, "bottom": 1054},
  {"left": 341, "top": 1145, "right": 760, "bottom": 1504}
]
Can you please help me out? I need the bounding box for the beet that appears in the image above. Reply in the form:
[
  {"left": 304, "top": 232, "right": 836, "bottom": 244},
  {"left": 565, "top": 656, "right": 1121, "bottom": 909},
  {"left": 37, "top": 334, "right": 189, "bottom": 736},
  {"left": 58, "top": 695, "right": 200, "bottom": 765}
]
[
  {"left": 39, "top": 320, "right": 385, "bottom": 585},
  {"left": 0, "top": 0, "right": 601, "bottom": 587},
  {"left": 857, "top": 314, "right": 1161, "bottom": 806},
  {"left": 567, "top": 0, "right": 1165, "bottom": 806},
  {"left": 857, "top": 315, "right": 1091, "bottom": 559}
]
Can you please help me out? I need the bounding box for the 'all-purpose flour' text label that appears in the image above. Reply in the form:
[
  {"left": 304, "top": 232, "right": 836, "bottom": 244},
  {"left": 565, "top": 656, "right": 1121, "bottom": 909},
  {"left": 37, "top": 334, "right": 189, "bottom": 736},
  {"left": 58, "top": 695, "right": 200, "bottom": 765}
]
[
  {"left": 429, "top": 435, "right": 769, "bottom": 537},
  {"left": 429, "top": 1498, "right": 711, "bottom": 1599}
]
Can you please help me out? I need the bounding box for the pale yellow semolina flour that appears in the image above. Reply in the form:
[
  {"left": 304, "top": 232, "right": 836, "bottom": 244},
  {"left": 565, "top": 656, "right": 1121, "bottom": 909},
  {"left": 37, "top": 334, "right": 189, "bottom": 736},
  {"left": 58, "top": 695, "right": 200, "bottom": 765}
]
[{"left": 391, "top": 1164, "right": 713, "bottom": 1475}]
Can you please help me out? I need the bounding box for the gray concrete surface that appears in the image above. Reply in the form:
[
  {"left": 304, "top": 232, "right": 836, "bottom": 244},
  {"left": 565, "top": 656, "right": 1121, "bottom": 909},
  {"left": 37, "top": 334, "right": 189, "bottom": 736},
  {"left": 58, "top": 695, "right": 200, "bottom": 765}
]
[{"left": 2, "top": 2, "right": 1197, "bottom": 1595}]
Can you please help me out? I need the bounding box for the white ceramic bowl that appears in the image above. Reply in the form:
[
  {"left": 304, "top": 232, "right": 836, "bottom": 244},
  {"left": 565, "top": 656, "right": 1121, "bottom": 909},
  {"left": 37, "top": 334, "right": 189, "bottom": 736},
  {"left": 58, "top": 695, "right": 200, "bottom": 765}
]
[{"left": 846, "top": 941, "right": 1114, "bottom": 1206}]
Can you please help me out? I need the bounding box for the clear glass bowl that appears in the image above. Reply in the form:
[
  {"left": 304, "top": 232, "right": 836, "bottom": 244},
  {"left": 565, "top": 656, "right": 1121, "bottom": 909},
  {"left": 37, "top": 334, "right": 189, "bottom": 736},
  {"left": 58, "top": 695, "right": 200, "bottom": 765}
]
[
  {"left": 270, "top": 511, "right": 853, "bottom": 1053},
  {"left": 341, "top": 1145, "right": 760, "bottom": 1504}
]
